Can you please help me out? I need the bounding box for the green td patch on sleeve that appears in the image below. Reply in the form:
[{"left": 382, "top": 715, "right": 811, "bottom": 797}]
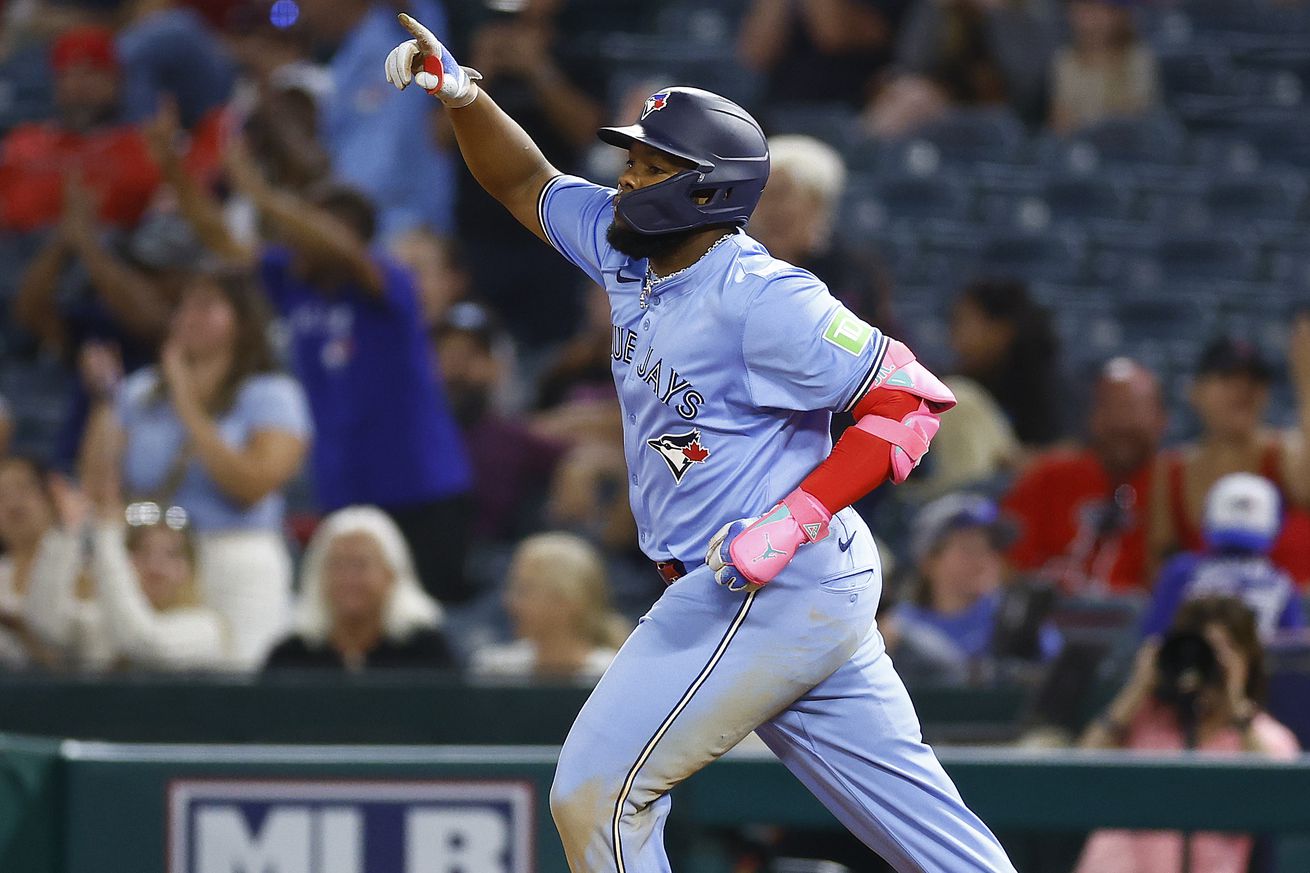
[{"left": 822, "top": 308, "right": 873, "bottom": 356}]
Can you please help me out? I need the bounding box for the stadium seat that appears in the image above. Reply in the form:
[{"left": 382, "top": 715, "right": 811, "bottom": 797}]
[
  {"left": 1185, "top": 106, "right": 1310, "bottom": 168},
  {"left": 889, "top": 288, "right": 954, "bottom": 367},
  {"left": 969, "top": 168, "right": 1046, "bottom": 229},
  {"left": 761, "top": 104, "right": 865, "bottom": 156},
  {"left": 1048, "top": 295, "right": 1123, "bottom": 368},
  {"left": 894, "top": 222, "right": 990, "bottom": 284},
  {"left": 1204, "top": 172, "right": 1309, "bottom": 226},
  {"left": 1115, "top": 297, "right": 1216, "bottom": 349},
  {"left": 1158, "top": 48, "right": 1232, "bottom": 100},
  {"left": 654, "top": 0, "right": 752, "bottom": 44},
  {"left": 882, "top": 109, "right": 1028, "bottom": 173},
  {"left": 870, "top": 174, "right": 973, "bottom": 227},
  {"left": 1084, "top": 223, "right": 1171, "bottom": 288},
  {"left": 1132, "top": 174, "right": 1209, "bottom": 230},
  {"left": 598, "top": 37, "right": 763, "bottom": 108},
  {"left": 976, "top": 231, "right": 1088, "bottom": 284},
  {"left": 1181, "top": 0, "right": 1310, "bottom": 40},
  {"left": 1041, "top": 174, "right": 1135, "bottom": 227},
  {"left": 1154, "top": 232, "right": 1263, "bottom": 281},
  {"left": 1049, "top": 115, "right": 1190, "bottom": 172}
]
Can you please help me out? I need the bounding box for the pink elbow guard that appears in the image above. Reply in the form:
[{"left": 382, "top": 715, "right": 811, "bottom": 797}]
[{"left": 854, "top": 340, "right": 956, "bottom": 484}]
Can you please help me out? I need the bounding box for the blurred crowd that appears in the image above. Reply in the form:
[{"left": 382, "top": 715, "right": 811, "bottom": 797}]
[
  {"left": 0, "top": 0, "right": 1306, "bottom": 741},
  {"left": 0, "top": 2, "right": 1307, "bottom": 870}
]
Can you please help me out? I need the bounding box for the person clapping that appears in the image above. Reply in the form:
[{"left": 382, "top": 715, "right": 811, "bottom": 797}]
[{"left": 24, "top": 470, "right": 228, "bottom": 672}]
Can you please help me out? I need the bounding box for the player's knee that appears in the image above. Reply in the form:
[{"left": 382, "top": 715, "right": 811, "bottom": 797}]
[
  {"left": 551, "top": 737, "right": 628, "bottom": 839},
  {"left": 549, "top": 766, "right": 608, "bottom": 844}
]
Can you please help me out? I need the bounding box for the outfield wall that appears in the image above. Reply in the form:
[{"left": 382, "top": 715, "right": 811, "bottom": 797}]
[{"left": 4, "top": 736, "right": 1310, "bottom": 873}]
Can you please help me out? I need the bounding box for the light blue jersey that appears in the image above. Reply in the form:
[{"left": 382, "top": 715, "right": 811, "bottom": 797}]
[{"left": 539, "top": 175, "right": 890, "bottom": 563}]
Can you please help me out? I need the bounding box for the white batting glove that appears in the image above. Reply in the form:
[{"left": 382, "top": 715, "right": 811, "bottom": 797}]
[{"left": 384, "top": 13, "right": 481, "bottom": 108}]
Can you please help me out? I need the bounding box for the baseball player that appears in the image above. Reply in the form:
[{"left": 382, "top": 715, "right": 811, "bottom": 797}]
[{"left": 386, "top": 15, "right": 1017, "bottom": 873}]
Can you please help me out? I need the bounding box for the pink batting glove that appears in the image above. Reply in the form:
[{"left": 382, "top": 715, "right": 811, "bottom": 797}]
[{"left": 705, "top": 488, "right": 831, "bottom": 592}]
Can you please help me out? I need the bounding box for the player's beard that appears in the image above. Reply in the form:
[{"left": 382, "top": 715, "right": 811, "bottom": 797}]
[{"left": 606, "top": 219, "right": 699, "bottom": 262}]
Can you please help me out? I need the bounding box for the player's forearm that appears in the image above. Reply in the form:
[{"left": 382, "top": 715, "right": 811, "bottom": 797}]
[{"left": 448, "top": 88, "right": 559, "bottom": 234}]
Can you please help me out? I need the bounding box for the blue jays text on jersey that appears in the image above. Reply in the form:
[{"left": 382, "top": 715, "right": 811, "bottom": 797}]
[
  {"left": 611, "top": 325, "right": 706, "bottom": 420},
  {"left": 539, "top": 174, "right": 892, "bottom": 564}
]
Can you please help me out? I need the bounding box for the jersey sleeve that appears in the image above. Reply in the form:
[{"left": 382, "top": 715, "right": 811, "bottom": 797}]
[
  {"left": 537, "top": 174, "right": 617, "bottom": 286},
  {"left": 742, "top": 272, "right": 891, "bottom": 412}
]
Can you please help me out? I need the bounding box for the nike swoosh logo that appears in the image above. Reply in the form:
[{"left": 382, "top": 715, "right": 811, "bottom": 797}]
[
  {"left": 616, "top": 267, "right": 642, "bottom": 283},
  {"left": 838, "top": 532, "right": 856, "bottom": 552}
]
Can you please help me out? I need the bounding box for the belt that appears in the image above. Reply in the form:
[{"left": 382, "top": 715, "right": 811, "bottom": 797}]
[{"left": 654, "top": 559, "right": 687, "bottom": 585}]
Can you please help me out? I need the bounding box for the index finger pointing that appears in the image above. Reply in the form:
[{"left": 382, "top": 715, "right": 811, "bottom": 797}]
[{"left": 398, "top": 13, "right": 440, "bottom": 55}]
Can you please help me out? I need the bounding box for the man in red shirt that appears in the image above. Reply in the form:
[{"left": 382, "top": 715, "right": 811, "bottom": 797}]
[
  {"left": 1003, "top": 358, "right": 1167, "bottom": 592},
  {"left": 0, "top": 26, "right": 160, "bottom": 231}
]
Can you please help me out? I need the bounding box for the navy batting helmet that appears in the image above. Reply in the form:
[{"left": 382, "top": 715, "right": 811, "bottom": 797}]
[{"left": 598, "top": 87, "right": 770, "bottom": 235}]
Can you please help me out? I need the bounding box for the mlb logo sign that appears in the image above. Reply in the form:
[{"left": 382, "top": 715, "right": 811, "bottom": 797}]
[{"left": 169, "top": 780, "right": 535, "bottom": 873}]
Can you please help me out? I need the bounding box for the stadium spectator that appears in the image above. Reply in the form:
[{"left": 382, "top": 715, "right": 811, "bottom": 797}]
[
  {"left": 293, "top": 0, "right": 455, "bottom": 238},
  {"left": 904, "top": 376, "right": 1020, "bottom": 498},
  {"left": 867, "top": 0, "right": 1056, "bottom": 135},
  {"left": 749, "top": 135, "right": 895, "bottom": 329},
  {"left": 531, "top": 285, "right": 632, "bottom": 556},
  {"left": 0, "top": 26, "right": 161, "bottom": 232},
  {"left": 433, "top": 303, "right": 565, "bottom": 545},
  {"left": 470, "top": 533, "right": 629, "bottom": 681},
  {"left": 390, "top": 229, "right": 470, "bottom": 327},
  {"left": 198, "top": 139, "right": 476, "bottom": 603},
  {"left": 0, "top": 457, "right": 59, "bottom": 668},
  {"left": 894, "top": 493, "right": 1061, "bottom": 666},
  {"left": 534, "top": 284, "right": 622, "bottom": 418},
  {"left": 221, "top": 0, "right": 315, "bottom": 85},
  {"left": 739, "top": 0, "right": 910, "bottom": 110},
  {"left": 23, "top": 471, "right": 229, "bottom": 672},
  {"left": 79, "top": 268, "right": 310, "bottom": 670},
  {"left": 449, "top": 2, "right": 602, "bottom": 345},
  {"left": 264, "top": 506, "right": 456, "bottom": 672},
  {"left": 14, "top": 170, "right": 202, "bottom": 464},
  {"left": 1048, "top": 0, "right": 1159, "bottom": 134},
  {"left": 875, "top": 591, "right": 969, "bottom": 685},
  {"left": 1077, "top": 596, "right": 1299, "bottom": 873},
  {"left": 1142, "top": 474, "right": 1305, "bottom": 643},
  {"left": 115, "top": 0, "right": 236, "bottom": 128},
  {"left": 1148, "top": 330, "right": 1310, "bottom": 587},
  {"left": 949, "top": 278, "right": 1067, "bottom": 447},
  {"left": 1004, "top": 357, "right": 1166, "bottom": 592}
]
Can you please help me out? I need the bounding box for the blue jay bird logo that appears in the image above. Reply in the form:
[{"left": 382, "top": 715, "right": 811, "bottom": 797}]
[{"left": 641, "top": 92, "right": 670, "bottom": 119}]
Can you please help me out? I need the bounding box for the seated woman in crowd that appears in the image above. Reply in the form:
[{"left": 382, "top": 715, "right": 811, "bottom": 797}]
[
  {"left": 1148, "top": 330, "right": 1310, "bottom": 587},
  {"left": 1048, "top": 0, "right": 1160, "bottom": 134},
  {"left": 264, "top": 506, "right": 456, "bottom": 673},
  {"left": 24, "top": 471, "right": 228, "bottom": 672},
  {"left": 894, "top": 493, "right": 1061, "bottom": 667},
  {"left": 471, "top": 532, "right": 630, "bottom": 682},
  {"left": 0, "top": 457, "right": 59, "bottom": 668},
  {"left": 80, "top": 267, "right": 312, "bottom": 670},
  {"left": 1077, "top": 596, "right": 1300, "bottom": 873}
]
